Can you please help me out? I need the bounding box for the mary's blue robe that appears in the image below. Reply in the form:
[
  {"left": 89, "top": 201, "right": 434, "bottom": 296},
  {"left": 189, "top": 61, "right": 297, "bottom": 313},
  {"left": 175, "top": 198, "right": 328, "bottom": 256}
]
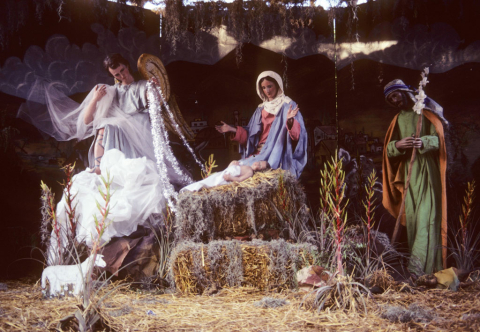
[{"left": 238, "top": 101, "right": 308, "bottom": 179}]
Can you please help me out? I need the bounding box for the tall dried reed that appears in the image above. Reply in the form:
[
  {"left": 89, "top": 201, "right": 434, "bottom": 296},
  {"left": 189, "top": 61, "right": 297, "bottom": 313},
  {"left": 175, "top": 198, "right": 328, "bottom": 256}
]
[
  {"left": 58, "top": 172, "right": 114, "bottom": 331},
  {"left": 40, "top": 181, "right": 61, "bottom": 260},
  {"left": 450, "top": 180, "right": 479, "bottom": 271},
  {"left": 40, "top": 163, "right": 83, "bottom": 266},
  {"left": 151, "top": 206, "right": 175, "bottom": 282},
  {"left": 362, "top": 169, "right": 377, "bottom": 268},
  {"left": 459, "top": 180, "right": 475, "bottom": 250},
  {"left": 60, "top": 163, "right": 78, "bottom": 240}
]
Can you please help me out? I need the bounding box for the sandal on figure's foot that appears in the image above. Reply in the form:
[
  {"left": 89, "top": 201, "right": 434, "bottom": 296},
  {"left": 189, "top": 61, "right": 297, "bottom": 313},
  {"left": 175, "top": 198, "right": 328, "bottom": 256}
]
[
  {"left": 89, "top": 165, "right": 101, "bottom": 175},
  {"left": 90, "top": 156, "right": 103, "bottom": 175}
]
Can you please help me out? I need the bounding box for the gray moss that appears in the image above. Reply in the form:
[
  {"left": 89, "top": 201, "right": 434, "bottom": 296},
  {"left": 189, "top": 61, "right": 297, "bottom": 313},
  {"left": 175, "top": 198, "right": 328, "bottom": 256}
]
[
  {"left": 191, "top": 243, "right": 211, "bottom": 291},
  {"left": 223, "top": 241, "right": 245, "bottom": 287},
  {"left": 109, "top": 305, "right": 132, "bottom": 317},
  {"left": 133, "top": 298, "right": 170, "bottom": 305},
  {"left": 174, "top": 170, "right": 307, "bottom": 242},
  {"left": 381, "top": 303, "right": 434, "bottom": 323},
  {"left": 462, "top": 313, "right": 480, "bottom": 322},
  {"left": 207, "top": 240, "right": 244, "bottom": 287},
  {"left": 371, "top": 230, "right": 394, "bottom": 251},
  {"left": 267, "top": 240, "right": 302, "bottom": 288},
  {"left": 253, "top": 297, "right": 289, "bottom": 308}
]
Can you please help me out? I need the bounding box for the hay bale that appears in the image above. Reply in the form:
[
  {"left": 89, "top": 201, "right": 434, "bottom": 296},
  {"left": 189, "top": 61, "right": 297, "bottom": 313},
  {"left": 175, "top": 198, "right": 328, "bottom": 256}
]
[
  {"left": 175, "top": 169, "right": 307, "bottom": 242},
  {"left": 169, "top": 239, "right": 317, "bottom": 294}
]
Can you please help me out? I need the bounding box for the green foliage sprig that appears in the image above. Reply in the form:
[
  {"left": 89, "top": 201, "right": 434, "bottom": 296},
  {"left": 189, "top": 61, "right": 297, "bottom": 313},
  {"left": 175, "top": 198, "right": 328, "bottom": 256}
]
[
  {"left": 201, "top": 153, "right": 218, "bottom": 179},
  {"left": 320, "top": 152, "right": 348, "bottom": 276}
]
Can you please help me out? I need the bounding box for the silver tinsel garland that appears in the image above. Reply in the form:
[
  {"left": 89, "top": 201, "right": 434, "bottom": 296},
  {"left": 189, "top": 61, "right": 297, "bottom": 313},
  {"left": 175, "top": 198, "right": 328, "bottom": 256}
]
[
  {"left": 146, "top": 81, "right": 206, "bottom": 211},
  {"left": 154, "top": 84, "right": 206, "bottom": 172}
]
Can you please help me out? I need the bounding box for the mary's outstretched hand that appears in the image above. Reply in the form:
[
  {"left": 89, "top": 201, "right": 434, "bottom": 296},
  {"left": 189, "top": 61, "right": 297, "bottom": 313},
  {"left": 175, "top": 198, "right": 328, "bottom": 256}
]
[
  {"left": 215, "top": 121, "right": 236, "bottom": 134},
  {"left": 286, "top": 104, "right": 299, "bottom": 129},
  {"left": 287, "top": 104, "right": 299, "bottom": 119}
]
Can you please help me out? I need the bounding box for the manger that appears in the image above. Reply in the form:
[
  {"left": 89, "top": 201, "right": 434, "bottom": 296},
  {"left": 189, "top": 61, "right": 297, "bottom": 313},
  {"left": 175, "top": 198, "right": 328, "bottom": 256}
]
[{"left": 174, "top": 169, "right": 308, "bottom": 242}]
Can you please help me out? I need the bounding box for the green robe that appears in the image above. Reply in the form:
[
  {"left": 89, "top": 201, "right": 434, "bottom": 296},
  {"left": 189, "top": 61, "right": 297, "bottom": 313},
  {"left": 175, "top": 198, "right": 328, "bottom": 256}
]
[{"left": 386, "top": 109, "right": 443, "bottom": 274}]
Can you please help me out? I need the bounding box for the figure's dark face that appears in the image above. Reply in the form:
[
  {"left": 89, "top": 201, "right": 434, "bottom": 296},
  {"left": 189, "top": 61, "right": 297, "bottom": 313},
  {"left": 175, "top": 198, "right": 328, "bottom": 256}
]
[{"left": 387, "top": 91, "right": 410, "bottom": 109}]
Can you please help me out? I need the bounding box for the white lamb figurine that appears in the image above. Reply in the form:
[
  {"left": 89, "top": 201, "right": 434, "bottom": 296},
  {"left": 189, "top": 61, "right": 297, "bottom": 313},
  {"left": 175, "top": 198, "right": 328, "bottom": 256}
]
[{"left": 41, "top": 254, "right": 106, "bottom": 298}]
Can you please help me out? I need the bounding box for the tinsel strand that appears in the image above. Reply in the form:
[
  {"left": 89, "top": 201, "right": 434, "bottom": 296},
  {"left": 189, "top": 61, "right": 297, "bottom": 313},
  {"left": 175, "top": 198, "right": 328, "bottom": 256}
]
[
  {"left": 153, "top": 83, "right": 207, "bottom": 173},
  {"left": 147, "top": 82, "right": 194, "bottom": 211}
]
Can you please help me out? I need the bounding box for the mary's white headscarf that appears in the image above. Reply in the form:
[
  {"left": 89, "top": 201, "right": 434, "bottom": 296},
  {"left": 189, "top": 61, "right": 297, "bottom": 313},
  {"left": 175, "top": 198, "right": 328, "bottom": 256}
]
[{"left": 256, "top": 71, "right": 292, "bottom": 116}]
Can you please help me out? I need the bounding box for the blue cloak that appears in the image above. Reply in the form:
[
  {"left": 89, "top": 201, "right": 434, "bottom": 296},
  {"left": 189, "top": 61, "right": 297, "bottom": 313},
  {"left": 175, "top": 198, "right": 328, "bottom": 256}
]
[{"left": 239, "top": 101, "right": 308, "bottom": 179}]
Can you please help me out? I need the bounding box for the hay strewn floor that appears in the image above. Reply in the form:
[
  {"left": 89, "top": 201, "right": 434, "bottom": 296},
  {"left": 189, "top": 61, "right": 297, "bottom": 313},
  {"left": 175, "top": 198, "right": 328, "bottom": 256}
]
[{"left": 1, "top": 279, "right": 480, "bottom": 331}]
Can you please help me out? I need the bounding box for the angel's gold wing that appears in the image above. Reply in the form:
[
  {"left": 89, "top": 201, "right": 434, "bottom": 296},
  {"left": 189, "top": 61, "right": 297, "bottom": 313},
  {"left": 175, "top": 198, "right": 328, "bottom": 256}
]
[
  {"left": 137, "top": 53, "right": 194, "bottom": 141},
  {"left": 137, "top": 53, "right": 171, "bottom": 102}
]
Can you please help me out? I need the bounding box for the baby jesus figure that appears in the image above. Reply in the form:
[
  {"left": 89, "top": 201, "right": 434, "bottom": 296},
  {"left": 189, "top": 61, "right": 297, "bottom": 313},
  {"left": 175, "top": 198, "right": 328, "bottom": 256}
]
[{"left": 181, "top": 160, "right": 270, "bottom": 192}]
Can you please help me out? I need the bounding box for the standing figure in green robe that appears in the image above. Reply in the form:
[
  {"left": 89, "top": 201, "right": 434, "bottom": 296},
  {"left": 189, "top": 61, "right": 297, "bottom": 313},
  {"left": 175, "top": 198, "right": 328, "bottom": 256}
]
[{"left": 382, "top": 79, "right": 448, "bottom": 276}]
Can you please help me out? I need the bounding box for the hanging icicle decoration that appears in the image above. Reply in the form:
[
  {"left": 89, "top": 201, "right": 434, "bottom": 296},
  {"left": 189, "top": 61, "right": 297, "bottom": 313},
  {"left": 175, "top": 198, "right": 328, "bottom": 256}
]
[
  {"left": 159, "top": 12, "right": 163, "bottom": 38},
  {"left": 146, "top": 81, "right": 205, "bottom": 212},
  {"left": 333, "top": 17, "right": 339, "bottom": 146},
  {"left": 348, "top": 0, "right": 360, "bottom": 91}
]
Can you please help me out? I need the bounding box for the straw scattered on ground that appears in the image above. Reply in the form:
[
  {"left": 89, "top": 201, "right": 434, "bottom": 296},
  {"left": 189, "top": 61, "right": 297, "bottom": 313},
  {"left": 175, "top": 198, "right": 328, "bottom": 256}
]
[{"left": 1, "top": 279, "right": 480, "bottom": 331}]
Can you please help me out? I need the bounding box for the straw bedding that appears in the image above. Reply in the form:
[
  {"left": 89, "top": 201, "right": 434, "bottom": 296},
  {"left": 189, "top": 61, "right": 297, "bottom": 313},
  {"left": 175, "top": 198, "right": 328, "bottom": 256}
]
[
  {"left": 174, "top": 169, "right": 307, "bottom": 242},
  {"left": 169, "top": 239, "right": 317, "bottom": 294},
  {"left": 1, "top": 279, "right": 480, "bottom": 331}
]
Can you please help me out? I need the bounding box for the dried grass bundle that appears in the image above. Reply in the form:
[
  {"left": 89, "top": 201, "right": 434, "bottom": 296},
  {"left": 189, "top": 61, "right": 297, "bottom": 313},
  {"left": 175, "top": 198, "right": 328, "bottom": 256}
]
[
  {"left": 365, "top": 269, "right": 396, "bottom": 292},
  {"left": 169, "top": 239, "right": 317, "bottom": 294},
  {"left": 174, "top": 169, "right": 307, "bottom": 242},
  {"left": 301, "top": 274, "right": 370, "bottom": 314}
]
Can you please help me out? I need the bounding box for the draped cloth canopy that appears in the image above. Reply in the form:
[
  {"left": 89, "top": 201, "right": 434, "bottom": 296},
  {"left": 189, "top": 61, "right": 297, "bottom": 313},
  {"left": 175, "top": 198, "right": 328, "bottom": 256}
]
[{"left": 17, "top": 79, "right": 159, "bottom": 167}]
